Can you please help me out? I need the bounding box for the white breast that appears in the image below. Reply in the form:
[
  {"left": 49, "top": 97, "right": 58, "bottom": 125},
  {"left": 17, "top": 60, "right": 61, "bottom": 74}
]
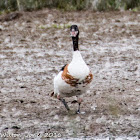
[
  {"left": 54, "top": 71, "right": 89, "bottom": 97},
  {"left": 68, "top": 51, "right": 90, "bottom": 81}
]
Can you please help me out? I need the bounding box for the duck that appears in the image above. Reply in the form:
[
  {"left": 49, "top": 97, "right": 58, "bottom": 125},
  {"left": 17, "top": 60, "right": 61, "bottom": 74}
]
[{"left": 51, "top": 25, "right": 93, "bottom": 114}]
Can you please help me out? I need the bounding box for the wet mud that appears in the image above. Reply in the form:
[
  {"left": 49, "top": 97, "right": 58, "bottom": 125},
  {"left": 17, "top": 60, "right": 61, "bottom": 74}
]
[{"left": 0, "top": 9, "right": 140, "bottom": 139}]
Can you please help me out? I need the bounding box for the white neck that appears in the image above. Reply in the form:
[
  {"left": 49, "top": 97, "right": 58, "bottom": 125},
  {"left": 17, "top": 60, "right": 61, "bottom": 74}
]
[{"left": 72, "top": 51, "right": 84, "bottom": 62}]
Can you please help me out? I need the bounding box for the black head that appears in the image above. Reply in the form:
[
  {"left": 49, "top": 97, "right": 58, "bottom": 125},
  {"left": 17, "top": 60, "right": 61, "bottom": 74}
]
[{"left": 70, "top": 25, "right": 79, "bottom": 37}]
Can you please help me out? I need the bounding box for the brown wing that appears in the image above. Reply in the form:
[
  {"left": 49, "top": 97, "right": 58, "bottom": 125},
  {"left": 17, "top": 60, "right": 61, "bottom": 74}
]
[
  {"left": 84, "top": 72, "right": 93, "bottom": 84},
  {"left": 61, "top": 64, "right": 79, "bottom": 86}
]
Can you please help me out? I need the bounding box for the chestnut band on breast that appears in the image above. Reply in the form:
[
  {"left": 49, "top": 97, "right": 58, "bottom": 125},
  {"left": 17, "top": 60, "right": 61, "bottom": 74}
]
[{"left": 61, "top": 64, "right": 93, "bottom": 87}]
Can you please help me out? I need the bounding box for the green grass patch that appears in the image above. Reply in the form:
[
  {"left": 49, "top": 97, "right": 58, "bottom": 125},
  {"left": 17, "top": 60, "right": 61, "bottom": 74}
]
[
  {"left": 39, "top": 23, "right": 71, "bottom": 29},
  {"left": 0, "top": 0, "right": 140, "bottom": 11},
  {"left": 52, "top": 24, "right": 71, "bottom": 29}
]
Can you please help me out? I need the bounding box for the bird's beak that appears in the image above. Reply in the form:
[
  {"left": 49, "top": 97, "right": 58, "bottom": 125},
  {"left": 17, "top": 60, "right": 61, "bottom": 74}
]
[{"left": 70, "top": 30, "right": 78, "bottom": 37}]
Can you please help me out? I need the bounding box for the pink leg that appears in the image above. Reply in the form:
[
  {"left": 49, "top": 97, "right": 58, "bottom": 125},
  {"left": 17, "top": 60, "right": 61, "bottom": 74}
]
[{"left": 77, "top": 98, "right": 83, "bottom": 114}]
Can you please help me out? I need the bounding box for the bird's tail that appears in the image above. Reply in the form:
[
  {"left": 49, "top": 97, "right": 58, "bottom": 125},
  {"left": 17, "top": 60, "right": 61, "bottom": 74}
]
[{"left": 50, "top": 92, "right": 54, "bottom": 97}]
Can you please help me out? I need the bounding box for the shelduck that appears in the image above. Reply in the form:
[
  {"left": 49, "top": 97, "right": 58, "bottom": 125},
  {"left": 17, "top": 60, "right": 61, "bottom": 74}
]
[{"left": 52, "top": 25, "right": 93, "bottom": 114}]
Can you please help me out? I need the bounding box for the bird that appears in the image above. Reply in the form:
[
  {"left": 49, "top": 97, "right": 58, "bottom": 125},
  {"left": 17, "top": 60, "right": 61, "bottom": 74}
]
[{"left": 51, "top": 25, "right": 93, "bottom": 114}]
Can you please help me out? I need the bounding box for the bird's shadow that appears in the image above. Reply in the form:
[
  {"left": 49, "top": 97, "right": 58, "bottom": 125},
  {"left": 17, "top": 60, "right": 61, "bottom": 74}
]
[{"left": 56, "top": 107, "right": 91, "bottom": 116}]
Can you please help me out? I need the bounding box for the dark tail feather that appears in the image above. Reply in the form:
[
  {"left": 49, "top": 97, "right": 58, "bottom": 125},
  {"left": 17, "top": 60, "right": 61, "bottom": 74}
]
[
  {"left": 60, "top": 64, "right": 67, "bottom": 71},
  {"left": 50, "top": 92, "right": 54, "bottom": 97}
]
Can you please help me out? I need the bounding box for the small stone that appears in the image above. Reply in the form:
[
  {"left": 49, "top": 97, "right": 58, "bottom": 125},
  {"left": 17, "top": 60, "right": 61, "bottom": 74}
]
[
  {"left": 63, "top": 116, "right": 69, "bottom": 121},
  {"left": 53, "top": 115, "right": 59, "bottom": 120},
  {"left": 85, "top": 124, "right": 90, "bottom": 130},
  {"left": 135, "top": 88, "right": 140, "bottom": 92},
  {"left": 11, "top": 126, "right": 20, "bottom": 129},
  {"left": 4, "top": 127, "right": 8, "bottom": 130},
  {"left": 75, "top": 116, "right": 81, "bottom": 122},
  {"left": 20, "top": 86, "right": 27, "bottom": 88}
]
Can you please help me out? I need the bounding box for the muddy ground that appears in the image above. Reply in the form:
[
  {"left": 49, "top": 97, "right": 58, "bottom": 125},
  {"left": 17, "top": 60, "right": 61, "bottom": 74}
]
[{"left": 0, "top": 9, "right": 140, "bottom": 139}]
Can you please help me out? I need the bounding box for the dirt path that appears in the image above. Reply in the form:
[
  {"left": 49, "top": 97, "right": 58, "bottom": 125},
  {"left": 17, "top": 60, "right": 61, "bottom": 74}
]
[{"left": 0, "top": 9, "right": 140, "bottom": 139}]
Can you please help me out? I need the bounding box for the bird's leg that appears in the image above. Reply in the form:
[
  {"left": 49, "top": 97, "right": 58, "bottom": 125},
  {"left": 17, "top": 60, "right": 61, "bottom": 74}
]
[
  {"left": 59, "top": 98, "right": 70, "bottom": 111},
  {"left": 76, "top": 98, "right": 83, "bottom": 114},
  {"left": 77, "top": 102, "right": 81, "bottom": 114},
  {"left": 57, "top": 95, "right": 70, "bottom": 111}
]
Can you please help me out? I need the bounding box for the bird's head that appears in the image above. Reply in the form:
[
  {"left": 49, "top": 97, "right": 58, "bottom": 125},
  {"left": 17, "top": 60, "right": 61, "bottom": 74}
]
[{"left": 70, "top": 25, "right": 79, "bottom": 38}]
